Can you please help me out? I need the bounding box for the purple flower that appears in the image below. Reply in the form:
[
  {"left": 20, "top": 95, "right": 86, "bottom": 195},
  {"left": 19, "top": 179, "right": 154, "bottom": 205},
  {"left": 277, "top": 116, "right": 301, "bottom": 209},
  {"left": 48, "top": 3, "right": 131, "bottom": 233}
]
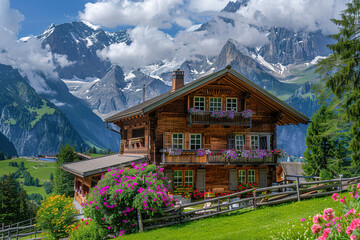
[{"left": 301, "top": 218, "right": 305, "bottom": 222}]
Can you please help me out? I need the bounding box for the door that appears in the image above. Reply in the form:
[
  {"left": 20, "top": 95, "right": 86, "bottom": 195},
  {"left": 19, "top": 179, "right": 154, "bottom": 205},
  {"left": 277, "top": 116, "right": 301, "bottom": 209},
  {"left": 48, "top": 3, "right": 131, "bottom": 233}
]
[
  {"left": 229, "top": 169, "right": 238, "bottom": 191},
  {"left": 164, "top": 169, "right": 173, "bottom": 191},
  {"left": 196, "top": 169, "right": 206, "bottom": 191},
  {"left": 259, "top": 169, "right": 267, "bottom": 188}
]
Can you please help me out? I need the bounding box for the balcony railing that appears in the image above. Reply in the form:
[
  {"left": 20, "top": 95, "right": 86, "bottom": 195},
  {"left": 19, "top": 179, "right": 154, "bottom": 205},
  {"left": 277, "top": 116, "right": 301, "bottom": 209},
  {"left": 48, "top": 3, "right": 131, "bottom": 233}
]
[
  {"left": 161, "top": 149, "right": 277, "bottom": 164},
  {"left": 188, "top": 112, "right": 251, "bottom": 127},
  {"left": 207, "top": 151, "right": 277, "bottom": 164}
]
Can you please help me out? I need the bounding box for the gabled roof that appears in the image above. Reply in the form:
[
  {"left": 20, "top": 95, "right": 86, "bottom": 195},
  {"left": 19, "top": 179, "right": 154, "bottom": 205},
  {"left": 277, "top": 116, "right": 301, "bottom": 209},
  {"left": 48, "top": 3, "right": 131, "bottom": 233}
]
[
  {"left": 61, "top": 154, "right": 147, "bottom": 177},
  {"left": 104, "top": 67, "right": 310, "bottom": 125}
]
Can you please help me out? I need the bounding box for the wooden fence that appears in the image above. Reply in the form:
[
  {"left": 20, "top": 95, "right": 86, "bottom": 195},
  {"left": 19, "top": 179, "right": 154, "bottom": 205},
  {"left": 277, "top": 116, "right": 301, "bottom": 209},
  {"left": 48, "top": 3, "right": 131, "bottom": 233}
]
[
  {"left": 0, "top": 214, "right": 83, "bottom": 240},
  {"left": 138, "top": 176, "right": 360, "bottom": 232}
]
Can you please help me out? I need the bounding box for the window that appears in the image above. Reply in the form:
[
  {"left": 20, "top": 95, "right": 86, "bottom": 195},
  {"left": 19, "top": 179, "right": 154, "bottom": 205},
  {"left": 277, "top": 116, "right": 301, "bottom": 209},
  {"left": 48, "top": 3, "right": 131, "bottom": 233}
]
[
  {"left": 239, "top": 170, "right": 246, "bottom": 183},
  {"left": 260, "top": 135, "right": 270, "bottom": 150},
  {"left": 248, "top": 170, "right": 256, "bottom": 183},
  {"left": 209, "top": 97, "right": 222, "bottom": 111},
  {"left": 251, "top": 135, "right": 259, "bottom": 149},
  {"left": 235, "top": 135, "right": 245, "bottom": 150},
  {"left": 172, "top": 133, "right": 184, "bottom": 149},
  {"left": 226, "top": 98, "right": 237, "bottom": 111},
  {"left": 184, "top": 170, "right": 193, "bottom": 186},
  {"left": 174, "top": 170, "right": 183, "bottom": 187},
  {"left": 132, "top": 128, "right": 144, "bottom": 138},
  {"left": 190, "top": 134, "right": 202, "bottom": 150},
  {"left": 194, "top": 96, "right": 205, "bottom": 111}
]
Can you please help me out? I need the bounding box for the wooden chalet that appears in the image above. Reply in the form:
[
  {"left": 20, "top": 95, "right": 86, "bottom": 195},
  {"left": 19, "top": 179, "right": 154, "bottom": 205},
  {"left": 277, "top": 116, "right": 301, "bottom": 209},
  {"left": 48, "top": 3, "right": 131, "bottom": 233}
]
[{"left": 104, "top": 66, "right": 309, "bottom": 193}]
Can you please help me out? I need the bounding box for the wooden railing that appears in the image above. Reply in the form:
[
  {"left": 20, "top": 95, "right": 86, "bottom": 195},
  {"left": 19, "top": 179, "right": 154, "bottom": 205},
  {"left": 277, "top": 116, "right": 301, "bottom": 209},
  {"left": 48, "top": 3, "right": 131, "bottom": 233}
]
[
  {"left": 161, "top": 150, "right": 277, "bottom": 164},
  {"left": 207, "top": 151, "right": 277, "bottom": 164},
  {"left": 189, "top": 112, "right": 251, "bottom": 127},
  {"left": 137, "top": 176, "right": 360, "bottom": 232},
  {"left": 0, "top": 214, "right": 83, "bottom": 240}
]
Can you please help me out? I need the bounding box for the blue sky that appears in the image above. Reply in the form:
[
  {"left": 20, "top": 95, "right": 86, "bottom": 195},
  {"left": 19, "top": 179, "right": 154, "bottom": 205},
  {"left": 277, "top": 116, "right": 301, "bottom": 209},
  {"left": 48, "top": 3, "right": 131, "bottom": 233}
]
[{"left": 12, "top": 0, "right": 94, "bottom": 37}]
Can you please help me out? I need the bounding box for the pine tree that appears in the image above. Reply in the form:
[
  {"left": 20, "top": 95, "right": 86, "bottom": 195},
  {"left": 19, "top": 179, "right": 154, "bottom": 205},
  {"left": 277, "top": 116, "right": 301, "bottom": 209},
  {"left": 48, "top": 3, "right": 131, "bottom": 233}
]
[
  {"left": 0, "top": 175, "right": 21, "bottom": 224},
  {"left": 106, "top": 147, "right": 111, "bottom": 155},
  {"left": 303, "top": 105, "right": 349, "bottom": 177},
  {"left": 54, "top": 144, "right": 78, "bottom": 197},
  {"left": 318, "top": 0, "right": 360, "bottom": 170},
  {"left": 50, "top": 172, "right": 54, "bottom": 181},
  {"left": 35, "top": 178, "right": 40, "bottom": 187},
  {"left": 0, "top": 151, "right": 4, "bottom": 160}
]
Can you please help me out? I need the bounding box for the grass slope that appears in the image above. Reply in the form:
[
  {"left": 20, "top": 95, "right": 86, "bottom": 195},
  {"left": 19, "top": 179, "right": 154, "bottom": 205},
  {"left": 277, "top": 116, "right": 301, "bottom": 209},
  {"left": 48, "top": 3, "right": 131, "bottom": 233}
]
[
  {"left": 119, "top": 193, "right": 345, "bottom": 240},
  {"left": 0, "top": 158, "right": 56, "bottom": 197}
]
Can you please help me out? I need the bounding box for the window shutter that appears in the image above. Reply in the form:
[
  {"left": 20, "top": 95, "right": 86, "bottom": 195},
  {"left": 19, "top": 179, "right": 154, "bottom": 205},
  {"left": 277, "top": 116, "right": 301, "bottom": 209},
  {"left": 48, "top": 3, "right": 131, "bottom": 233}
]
[
  {"left": 229, "top": 169, "right": 237, "bottom": 191},
  {"left": 259, "top": 169, "right": 267, "bottom": 188},
  {"left": 163, "top": 132, "right": 172, "bottom": 149},
  {"left": 164, "top": 169, "right": 173, "bottom": 191},
  {"left": 227, "top": 134, "right": 235, "bottom": 149},
  {"left": 196, "top": 169, "right": 206, "bottom": 191}
]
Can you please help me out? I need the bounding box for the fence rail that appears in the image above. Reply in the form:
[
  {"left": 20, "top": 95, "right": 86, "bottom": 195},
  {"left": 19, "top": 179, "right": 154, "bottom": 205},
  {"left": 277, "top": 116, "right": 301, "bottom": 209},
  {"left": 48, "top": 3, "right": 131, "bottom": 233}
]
[
  {"left": 0, "top": 214, "right": 83, "bottom": 240},
  {"left": 138, "top": 176, "right": 360, "bottom": 232}
]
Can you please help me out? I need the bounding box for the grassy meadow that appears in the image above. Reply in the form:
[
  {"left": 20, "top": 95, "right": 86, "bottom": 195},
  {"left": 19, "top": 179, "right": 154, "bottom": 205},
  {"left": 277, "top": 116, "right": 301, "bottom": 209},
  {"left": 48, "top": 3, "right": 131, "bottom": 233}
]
[{"left": 0, "top": 158, "right": 56, "bottom": 198}]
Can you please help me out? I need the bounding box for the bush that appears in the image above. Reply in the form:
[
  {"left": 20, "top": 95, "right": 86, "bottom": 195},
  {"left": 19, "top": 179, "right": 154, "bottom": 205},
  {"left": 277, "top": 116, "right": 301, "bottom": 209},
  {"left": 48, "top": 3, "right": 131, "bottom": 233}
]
[
  {"left": 68, "top": 219, "right": 107, "bottom": 240},
  {"left": 84, "top": 163, "right": 175, "bottom": 237},
  {"left": 237, "top": 182, "right": 257, "bottom": 198},
  {"left": 29, "top": 193, "right": 43, "bottom": 205},
  {"left": 36, "top": 194, "right": 78, "bottom": 240},
  {"left": 44, "top": 181, "right": 54, "bottom": 194},
  {"left": 320, "top": 169, "right": 333, "bottom": 180}
]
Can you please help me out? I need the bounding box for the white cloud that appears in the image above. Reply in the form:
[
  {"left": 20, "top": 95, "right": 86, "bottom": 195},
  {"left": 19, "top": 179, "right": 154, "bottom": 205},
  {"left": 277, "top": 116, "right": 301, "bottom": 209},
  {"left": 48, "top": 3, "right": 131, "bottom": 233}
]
[
  {"left": 236, "top": 0, "right": 348, "bottom": 35},
  {"left": 0, "top": 0, "right": 72, "bottom": 93},
  {"left": 188, "top": 0, "right": 229, "bottom": 12},
  {"left": 79, "top": 0, "right": 185, "bottom": 28},
  {"left": 97, "top": 26, "right": 175, "bottom": 68}
]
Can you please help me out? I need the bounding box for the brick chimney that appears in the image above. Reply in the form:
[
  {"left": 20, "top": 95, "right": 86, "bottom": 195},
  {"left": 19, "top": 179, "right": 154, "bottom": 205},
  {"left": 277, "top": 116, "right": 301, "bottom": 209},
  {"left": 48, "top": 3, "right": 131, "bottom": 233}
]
[{"left": 172, "top": 69, "right": 184, "bottom": 92}]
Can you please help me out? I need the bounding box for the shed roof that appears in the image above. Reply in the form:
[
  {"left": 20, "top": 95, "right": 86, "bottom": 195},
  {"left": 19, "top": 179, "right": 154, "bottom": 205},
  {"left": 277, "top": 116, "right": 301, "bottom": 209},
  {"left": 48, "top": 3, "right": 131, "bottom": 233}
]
[
  {"left": 104, "top": 67, "right": 310, "bottom": 125},
  {"left": 277, "top": 162, "right": 305, "bottom": 178},
  {"left": 61, "top": 154, "right": 147, "bottom": 177}
]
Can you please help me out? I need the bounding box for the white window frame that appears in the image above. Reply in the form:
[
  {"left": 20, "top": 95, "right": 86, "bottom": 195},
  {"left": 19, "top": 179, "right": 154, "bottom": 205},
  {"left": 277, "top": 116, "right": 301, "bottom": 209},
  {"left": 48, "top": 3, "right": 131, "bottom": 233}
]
[
  {"left": 259, "top": 135, "right": 271, "bottom": 150},
  {"left": 226, "top": 98, "right": 238, "bottom": 111},
  {"left": 248, "top": 170, "right": 256, "bottom": 183},
  {"left": 250, "top": 135, "right": 259, "bottom": 149},
  {"left": 235, "top": 135, "right": 245, "bottom": 150},
  {"left": 172, "top": 133, "right": 184, "bottom": 149},
  {"left": 184, "top": 170, "right": 193, "bottom": 186},
  {"left": 174, "top": 170, "right": 183, "bottom": 187},
  {"left": 190, "top": 134, "right": 202, "bottom": 150},
  {"left": 239, "top": 170, "right": 246, "bottom": 183},
  {"left": 209, "top": 97, "right": 222, "bottom": 111},
  {"left": 194, "top": 96, "right": 206, "bottom": 111}
]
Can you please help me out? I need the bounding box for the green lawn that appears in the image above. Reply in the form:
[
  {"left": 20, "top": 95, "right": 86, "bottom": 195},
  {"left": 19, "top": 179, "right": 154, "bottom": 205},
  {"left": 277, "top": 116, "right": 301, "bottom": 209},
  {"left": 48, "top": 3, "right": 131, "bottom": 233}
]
[
  {"left": 119, "top": 193, "right": 346, "bottom": 240},
  {"left": 0, "top": 158, "right": 56, "bottom": 198}
]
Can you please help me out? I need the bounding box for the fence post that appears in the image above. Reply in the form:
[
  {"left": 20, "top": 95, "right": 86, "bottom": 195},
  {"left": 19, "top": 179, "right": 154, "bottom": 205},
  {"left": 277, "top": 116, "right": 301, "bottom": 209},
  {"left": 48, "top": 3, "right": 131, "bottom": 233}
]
[
  {"left": 217, "top": 199, "right": 220, "bottom": 213},
  {"left": 296, "top": 176, "right": 301, "bottom": 202},
  {"left": 2, "top": 223, "right": 4, "bottom": 240},
  {"left": 179, "top": 202, "right": 182, "bottom": 224},
  {"left": 253, "top": 190, "right": 257, "bottom": 209},
  {"left": 34, "top": 225, "right": 37, "bottom": 238},
  {"left": 339, "top": 175, "right": 343, "bottom": 193},
  {"left": 16, "top": 223, "right": 19, "bottom": 240},
  {"left": 137, "top": 209, "right": 143, "bottom": 233}
]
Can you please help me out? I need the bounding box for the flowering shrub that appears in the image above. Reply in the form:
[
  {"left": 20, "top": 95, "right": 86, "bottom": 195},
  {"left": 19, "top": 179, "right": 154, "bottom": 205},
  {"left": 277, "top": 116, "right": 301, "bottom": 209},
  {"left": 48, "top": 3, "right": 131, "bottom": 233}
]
[
  {"left": 273, "top": 184, "right": 360, "bottom": 240},
  {"left": 196, "top": 148, "right": 212, "bottom": 156},
  {"left": 187, "top": 107, "right": 205, "bottom": 115},
  {"left": 173, "top": 185, "right": 195, "bottom": 199},
  {"left": 192, "top": 189, "right": 205, "bottom": 199},
  {"left": 166, "top": 148, "right": 182, "bottom": 156},
  {"left": 84, "top": 163, "right": 175, "bottom": 237},
  {"left": 222, "top": 149, "right": 238, "bottom": 159},
  {"left": 68, "top": 218, "right": 107, "bottom": 240},
  {"left": 240, "top": 109, "right": 255, "bottom": 118},
  {"left": 237, "top": 182, "right": 257, "bottom": 197},
  {"left": 36, "top": 194, "right": 78, "bottom": 240},
  {"left": 210, "top": 110, "right": 235, "bottom": 119}
]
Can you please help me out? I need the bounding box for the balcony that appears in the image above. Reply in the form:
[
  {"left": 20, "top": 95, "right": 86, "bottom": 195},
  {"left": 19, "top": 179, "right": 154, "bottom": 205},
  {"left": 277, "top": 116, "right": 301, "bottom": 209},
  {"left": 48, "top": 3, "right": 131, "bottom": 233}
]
[
  {"left": 188, "top": 112, "right": 251, "bottom": 127},
  {"left": 161, "top": 149, "right": 278, "bottom": 165}
]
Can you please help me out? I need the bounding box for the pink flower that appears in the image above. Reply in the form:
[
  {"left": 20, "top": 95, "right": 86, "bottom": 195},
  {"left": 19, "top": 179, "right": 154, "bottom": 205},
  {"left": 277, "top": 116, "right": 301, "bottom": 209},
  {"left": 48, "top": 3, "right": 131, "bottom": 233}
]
[
  {"left": 351, "top": 235, "right": 357, "bottom": 240},
  {"left": 340, "top": 196, "right": 346, "bottom": 204},
  {"left": 122, "top": 220, "right": 127, "bottom": 223},
  {"left": 357, "top": 183, "right": 360, "bottom": 189},
  {"left": 350, "top": 218, "right": 360, "bottom": 230},
  {"left": 347, "top": 226, "right": 353, "bottom": 235},
  {"left": 313, "top": 214, "right": 322, "bottom": 224},
  {"left": 311, "top": 224, "right": 322, "bottom": 234},
  {"left": 337, "top": 223, "right": 342, "bottom": 233},
  {"left": 108, "top": 226, "right": 111, "bottom": 230},
  {"left": 331, "top": 193, "right": 339, "bottom": 201},
  {"left": 300, "top": 218, "right": 305, "bottom": 222}
]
